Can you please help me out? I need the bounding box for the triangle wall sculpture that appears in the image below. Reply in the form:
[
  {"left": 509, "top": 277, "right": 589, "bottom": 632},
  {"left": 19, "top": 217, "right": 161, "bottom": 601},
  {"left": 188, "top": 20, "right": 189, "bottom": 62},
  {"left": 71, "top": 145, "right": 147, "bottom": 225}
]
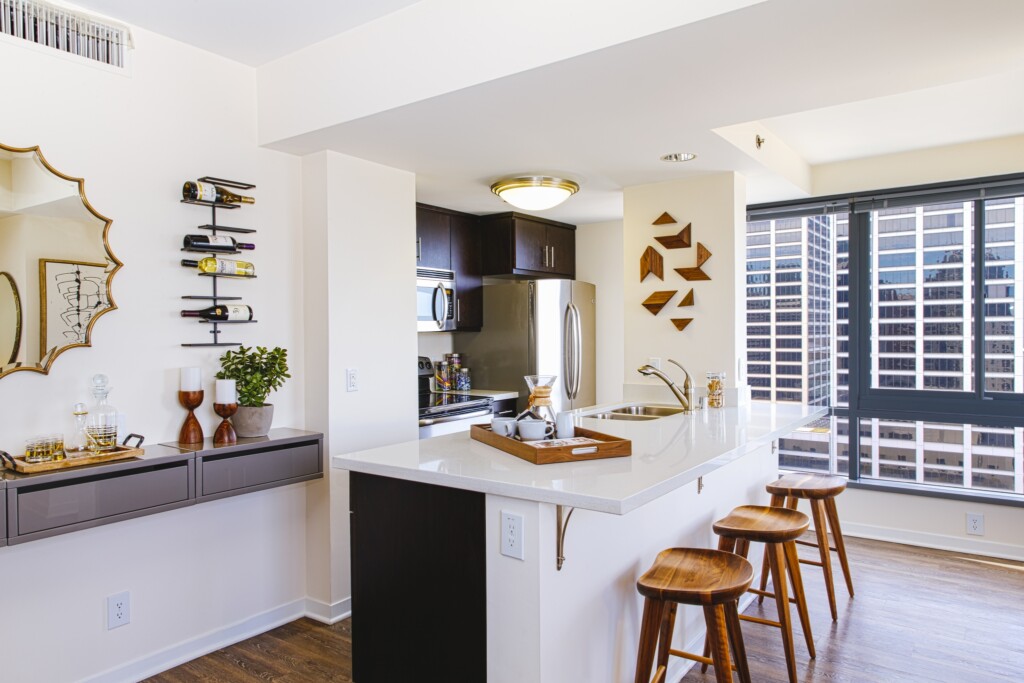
[
  {"left": 640, "top": 245, "right": 664, "bottom": 282},
  {"left": 652, "top": 212, "right": 677, "bottom": 225},
  {"left": 642, "top": 291, "right": 676, "bottom": 315},
  {"left": 671, "top": 318, "right": 693, "bottom": 332},
  {"left": 654, "top": 222, "right": 691, "bottom": 250},
  {"left": 674, "top": 242, "right": 712, "bottom": 281},
  {"left": 678, "top": 289, "right": 694, "bottom": 307}
]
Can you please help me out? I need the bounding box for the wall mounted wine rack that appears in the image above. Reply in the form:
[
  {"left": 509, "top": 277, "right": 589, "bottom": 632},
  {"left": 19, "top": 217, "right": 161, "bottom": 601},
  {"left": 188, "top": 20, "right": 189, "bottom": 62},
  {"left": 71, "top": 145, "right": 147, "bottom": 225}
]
[{"left": 180, "top": 176, "right": 258, "bottom": 347}]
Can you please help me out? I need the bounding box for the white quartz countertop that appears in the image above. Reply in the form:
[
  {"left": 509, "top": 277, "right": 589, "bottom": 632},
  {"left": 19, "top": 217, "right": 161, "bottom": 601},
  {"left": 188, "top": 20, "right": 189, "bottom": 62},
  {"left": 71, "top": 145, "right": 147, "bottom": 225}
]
[{"left": 332, "top": 402, "right": 827, "bottom": 514}]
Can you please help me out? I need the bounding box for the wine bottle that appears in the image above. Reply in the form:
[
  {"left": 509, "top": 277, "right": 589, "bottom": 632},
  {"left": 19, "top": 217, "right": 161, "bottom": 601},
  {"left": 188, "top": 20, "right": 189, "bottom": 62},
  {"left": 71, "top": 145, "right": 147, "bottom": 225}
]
[
  {"left": 182, "top": 181, "right": 255, "bottom": 205},
  {"left": 181, "top": 257, "right": 255, "bottom": 277},
  {"left": 183, "top": 234, "right": 255, "bottom": 252},
  {"left": 181, "top": 304, "right": 254, "bottom": 321}
]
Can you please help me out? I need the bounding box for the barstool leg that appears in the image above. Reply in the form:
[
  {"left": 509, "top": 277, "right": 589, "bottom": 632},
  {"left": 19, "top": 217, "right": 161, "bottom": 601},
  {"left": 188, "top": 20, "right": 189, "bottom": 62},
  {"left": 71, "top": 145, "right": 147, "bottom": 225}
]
[
  {"left": 702, "top": 537, "right": 737, "bottom": 673},
  {"left": 824, "top": 497, "right": 855, "bottom": 598},
  {"left": 758, "top": 493, "right": 786, "bottom": 603},
  {"left": 634, "top": 597, "right": 666, "bottom": 683},
  {"left": 783, "top": 539, "right": 815, "bottom": 658},
  {"left": 703, "top": 603, "right": 735, "bottom": 683},
  {"left": 724, "top": 600, "right": 752, "bottom": 683},
  {"left": 766, "top": 541, "right": 798, "bottom": 683},
  {"left": 810, "top": 498, "right": 838, "bottom": 621},
  {"left": 655, "top": 602, "right": 678, "bottom": 673}
]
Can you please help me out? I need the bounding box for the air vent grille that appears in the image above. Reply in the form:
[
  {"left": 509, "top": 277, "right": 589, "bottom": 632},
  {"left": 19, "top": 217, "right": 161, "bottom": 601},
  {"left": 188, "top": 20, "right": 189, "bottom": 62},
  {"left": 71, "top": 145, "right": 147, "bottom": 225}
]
[{"left": 1, "top": 0, "right": 131, "bottom": 67}]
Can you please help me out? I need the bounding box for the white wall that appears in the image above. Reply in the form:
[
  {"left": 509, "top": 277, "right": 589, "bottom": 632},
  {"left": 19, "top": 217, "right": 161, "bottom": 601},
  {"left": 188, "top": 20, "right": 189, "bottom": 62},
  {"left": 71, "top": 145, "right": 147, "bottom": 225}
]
[
  {"left": 622, "top": 173, "right": 747, "bottom": 403},
  {"left": 576, "top": 220, "right": 625, "bottom": 404},
  {"left": 0, "top": 28, "right": 308, "bottom": 682},
  {"left": 301, "top": 151, "right": 419, "bottom": 620}
]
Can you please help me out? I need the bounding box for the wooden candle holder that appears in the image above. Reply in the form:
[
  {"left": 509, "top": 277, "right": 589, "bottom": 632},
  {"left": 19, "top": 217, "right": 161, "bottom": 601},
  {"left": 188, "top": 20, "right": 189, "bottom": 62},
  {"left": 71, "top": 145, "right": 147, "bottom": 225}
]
[
  {"left": 214, "top": 403, "right": 238, "bottom": 445},
  {"left": 178, "top": 390, "right": 205, "bottom": 445}
]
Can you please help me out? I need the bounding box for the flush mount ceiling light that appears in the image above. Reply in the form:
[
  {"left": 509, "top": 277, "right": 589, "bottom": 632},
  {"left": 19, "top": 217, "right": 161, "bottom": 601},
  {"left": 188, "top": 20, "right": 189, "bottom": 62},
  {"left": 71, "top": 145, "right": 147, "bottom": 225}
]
[
  {"left": 490, "top": 176, "right": 580, "bottom": 211},
  {"left": 659, "top": 152, "right": 697, "bottom": 162}
]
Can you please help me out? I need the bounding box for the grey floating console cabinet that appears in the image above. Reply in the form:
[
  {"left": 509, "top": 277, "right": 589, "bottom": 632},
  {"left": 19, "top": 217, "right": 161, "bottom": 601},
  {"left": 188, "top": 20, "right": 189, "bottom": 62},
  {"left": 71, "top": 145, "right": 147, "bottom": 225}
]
[{"left": 2, "top": 428, "right": 322, "bottom": 547}]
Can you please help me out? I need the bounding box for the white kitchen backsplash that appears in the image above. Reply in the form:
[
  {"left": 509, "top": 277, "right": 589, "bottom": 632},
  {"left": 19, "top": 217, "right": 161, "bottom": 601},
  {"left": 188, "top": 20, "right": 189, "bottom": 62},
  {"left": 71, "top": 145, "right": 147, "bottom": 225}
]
[{"left": 417, "top": 331, "right": 454, "bottom": 362}]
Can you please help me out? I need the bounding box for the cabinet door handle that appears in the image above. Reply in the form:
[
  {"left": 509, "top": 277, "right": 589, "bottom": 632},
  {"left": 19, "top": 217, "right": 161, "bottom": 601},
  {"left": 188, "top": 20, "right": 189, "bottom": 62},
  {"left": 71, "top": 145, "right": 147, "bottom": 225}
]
[
  {"left": 416, "top": 237, "right": 422, "bottom": 260},
  {"left": 550, "top": 246, "right": 555, "bottom": 270},
  {"left": 543, "top": 245, "right": 549, "bottom": 268},
  {"left": 457, "top": 298, "right": 461, "bottom": 323}
]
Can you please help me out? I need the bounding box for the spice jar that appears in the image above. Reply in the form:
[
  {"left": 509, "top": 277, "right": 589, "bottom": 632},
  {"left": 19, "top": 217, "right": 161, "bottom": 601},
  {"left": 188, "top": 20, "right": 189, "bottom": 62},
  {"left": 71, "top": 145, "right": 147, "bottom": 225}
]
[{"left": 706, "top": 371, "right": 725, "bottom": 408}]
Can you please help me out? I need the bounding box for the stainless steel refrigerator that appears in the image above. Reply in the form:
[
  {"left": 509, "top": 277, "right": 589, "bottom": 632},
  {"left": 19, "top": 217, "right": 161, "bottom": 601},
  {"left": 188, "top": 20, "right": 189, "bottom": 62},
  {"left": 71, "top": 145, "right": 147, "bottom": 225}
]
[{"left": 454, "top": 280, "right": 596, "bottom": 414}]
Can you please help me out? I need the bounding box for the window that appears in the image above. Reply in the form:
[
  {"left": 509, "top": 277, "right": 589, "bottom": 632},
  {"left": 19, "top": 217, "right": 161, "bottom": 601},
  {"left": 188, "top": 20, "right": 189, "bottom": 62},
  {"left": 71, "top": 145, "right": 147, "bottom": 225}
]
[{"left": 746, "top": 175, "right": 1024, "bottom": 501}]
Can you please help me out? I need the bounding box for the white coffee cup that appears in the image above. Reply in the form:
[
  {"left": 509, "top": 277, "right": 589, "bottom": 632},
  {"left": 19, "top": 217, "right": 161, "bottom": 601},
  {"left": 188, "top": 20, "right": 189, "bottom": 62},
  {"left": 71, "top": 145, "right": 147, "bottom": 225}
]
[
  {"left": 518, "top": 419, "right": 555, "bottom": 441},
  {"left": 555, "top": 411, "right": 575, "bottom": 439},
  {"left": 491, "top": 417, "right": 517, "bottom": 437}
]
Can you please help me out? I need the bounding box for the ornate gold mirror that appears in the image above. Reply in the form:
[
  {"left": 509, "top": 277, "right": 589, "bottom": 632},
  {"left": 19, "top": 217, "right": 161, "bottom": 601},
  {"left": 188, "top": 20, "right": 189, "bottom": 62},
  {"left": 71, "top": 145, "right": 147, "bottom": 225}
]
[{"left": 0, "top": 143, "right": 121, "bottom": 379}]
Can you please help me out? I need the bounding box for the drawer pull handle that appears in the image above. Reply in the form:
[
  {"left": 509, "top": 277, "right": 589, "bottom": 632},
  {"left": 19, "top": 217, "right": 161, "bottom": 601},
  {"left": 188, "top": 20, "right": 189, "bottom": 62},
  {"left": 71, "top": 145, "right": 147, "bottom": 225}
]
[{"left": 122, "top": 433, "right": 145, "bottom": 447}]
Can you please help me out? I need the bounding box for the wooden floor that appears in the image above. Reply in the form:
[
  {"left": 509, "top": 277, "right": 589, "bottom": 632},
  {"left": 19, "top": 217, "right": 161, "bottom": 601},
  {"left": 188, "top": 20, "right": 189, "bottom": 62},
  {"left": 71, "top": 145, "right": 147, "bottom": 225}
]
[{"left": 145, "top": 537, "right": 1024, "bottom": 682}]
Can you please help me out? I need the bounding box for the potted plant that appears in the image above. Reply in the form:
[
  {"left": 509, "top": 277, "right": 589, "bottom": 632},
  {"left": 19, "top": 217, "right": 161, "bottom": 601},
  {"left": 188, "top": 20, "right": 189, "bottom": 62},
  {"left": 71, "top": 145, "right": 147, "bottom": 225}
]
[{"left": 216, "top": 345, "right": 291, "bottom": 437}]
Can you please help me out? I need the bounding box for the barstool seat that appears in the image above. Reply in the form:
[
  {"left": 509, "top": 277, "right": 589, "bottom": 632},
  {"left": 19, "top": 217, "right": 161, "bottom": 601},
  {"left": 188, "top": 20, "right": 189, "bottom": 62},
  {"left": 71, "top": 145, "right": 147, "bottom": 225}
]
[
  {"left": 762, "top": 473, "right": 855, "bottom": 621},
  {"left": 705, "top": 505, "right": 814, "bottom": 683},
  {"left": 634, "top": 548, "right": 753, "bottom": 683}
]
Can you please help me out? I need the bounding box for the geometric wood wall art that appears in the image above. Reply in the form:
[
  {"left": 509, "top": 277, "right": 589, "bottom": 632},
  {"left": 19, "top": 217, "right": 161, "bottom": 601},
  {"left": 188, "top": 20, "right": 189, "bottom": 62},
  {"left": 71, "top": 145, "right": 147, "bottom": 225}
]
[
  {"left": 671, "top": 318, "right": 693, "bottom": 332},
  {"left": 677, "top": 289, "right": 694, "bottom": 307},
  {"left": 640, "top": 246, "right": 664, "bottom": 282},
  {"left": 652, "top": 212, "right": 677, "bottom": 225},
  {"left": 674, "top": 242, "right": 712, "bottom": 281},
  {"left": 654, "top": 222, "right": 691, "bottom": 250},
  {"left": 641, "top": 290, "right": 676, "bottom": 315}
]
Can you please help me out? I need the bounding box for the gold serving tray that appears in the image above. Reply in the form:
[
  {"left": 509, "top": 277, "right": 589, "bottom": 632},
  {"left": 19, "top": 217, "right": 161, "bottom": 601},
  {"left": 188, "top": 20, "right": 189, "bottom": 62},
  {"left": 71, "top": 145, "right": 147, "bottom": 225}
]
[
  {"left": 3, "top": 445, "right": 143, "bottom": 474},
  {"left": 470, "top": 424, "right": 631, "bottom": 465}
]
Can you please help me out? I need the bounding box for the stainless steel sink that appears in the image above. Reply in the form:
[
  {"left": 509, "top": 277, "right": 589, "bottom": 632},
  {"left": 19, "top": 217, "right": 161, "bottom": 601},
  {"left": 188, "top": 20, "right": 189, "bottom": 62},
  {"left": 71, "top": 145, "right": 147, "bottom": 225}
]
[
  {"left": 586, "top": 412, "right": 658, "bottom": 421},
  {"left": 609, "top": 405, "right": 685, "bottom": 417},
  {"left": 583, "top": 403, "right": 686, "bottom": 421}
]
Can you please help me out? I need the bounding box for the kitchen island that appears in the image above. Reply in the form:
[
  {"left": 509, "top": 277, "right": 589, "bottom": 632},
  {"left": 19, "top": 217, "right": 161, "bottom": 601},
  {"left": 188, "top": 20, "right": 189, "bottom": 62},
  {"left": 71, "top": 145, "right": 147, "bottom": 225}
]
[{"left": 333, "top": 402, "right": 826, "bottom": 682}]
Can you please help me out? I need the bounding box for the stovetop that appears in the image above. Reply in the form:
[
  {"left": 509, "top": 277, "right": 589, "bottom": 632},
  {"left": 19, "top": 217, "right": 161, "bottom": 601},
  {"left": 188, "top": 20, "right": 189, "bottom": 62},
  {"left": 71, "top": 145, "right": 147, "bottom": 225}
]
[{"left": 417, "top": 355, "right": 491, "bottom": 418}]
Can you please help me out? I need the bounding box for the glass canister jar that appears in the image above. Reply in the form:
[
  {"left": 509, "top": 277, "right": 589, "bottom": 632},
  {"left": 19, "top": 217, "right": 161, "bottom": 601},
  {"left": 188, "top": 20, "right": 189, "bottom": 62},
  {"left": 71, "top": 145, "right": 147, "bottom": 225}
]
[
  {"left": 706, "top": 371, "right": 725, "bottom": 409},
  {"left": 86, "top": 374, "right": 118, "bottom": 451}
]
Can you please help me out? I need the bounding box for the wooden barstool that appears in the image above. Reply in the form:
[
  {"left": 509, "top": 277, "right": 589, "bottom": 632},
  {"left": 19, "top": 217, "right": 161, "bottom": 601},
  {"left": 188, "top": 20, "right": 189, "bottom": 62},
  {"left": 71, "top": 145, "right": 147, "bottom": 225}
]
[
  {"left": 760, "top": 473, "right": 854, "bottom": 621},
  {"left": 704, "top": 505, "right": 815, "bottom": 683},
  {"left": 634, "top": 548, "right": 753, "bottom": 683}
]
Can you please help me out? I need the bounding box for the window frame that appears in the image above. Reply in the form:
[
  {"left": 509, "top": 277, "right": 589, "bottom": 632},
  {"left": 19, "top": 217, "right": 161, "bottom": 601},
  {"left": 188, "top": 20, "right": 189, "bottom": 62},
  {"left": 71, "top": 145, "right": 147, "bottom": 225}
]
[{"left": 748, "top": 172, "right": 1024, "bottom": 505}]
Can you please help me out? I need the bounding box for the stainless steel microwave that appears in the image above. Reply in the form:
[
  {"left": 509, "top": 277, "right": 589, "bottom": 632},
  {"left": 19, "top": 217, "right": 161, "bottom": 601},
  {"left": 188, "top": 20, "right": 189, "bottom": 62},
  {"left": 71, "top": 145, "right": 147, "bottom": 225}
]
[{"left": 416, "top": 268, "right": 456, "bottom": 332}]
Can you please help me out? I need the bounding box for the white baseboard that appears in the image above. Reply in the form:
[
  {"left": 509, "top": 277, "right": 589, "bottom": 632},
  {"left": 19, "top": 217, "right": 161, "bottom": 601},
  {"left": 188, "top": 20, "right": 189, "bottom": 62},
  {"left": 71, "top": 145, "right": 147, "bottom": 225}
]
[
  {"left": 304, "top": 596, "right": 352, "bottom": 624},
  {"left": 842, "top": 521, "right": 1024, "bottom": 562},
  {"left": 82, "top": 599, "right": 308, "bottom": 683}
]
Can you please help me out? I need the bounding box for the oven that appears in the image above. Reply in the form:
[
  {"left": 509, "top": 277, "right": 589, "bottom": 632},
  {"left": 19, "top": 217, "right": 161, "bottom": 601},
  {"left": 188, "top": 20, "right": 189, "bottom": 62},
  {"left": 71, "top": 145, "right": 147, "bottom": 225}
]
[
  {"left": 416, "top": 268, "right": 456, "bottom": 332},
  {"left": 417, "top": 356, "right": 492, "bottom": 438}
]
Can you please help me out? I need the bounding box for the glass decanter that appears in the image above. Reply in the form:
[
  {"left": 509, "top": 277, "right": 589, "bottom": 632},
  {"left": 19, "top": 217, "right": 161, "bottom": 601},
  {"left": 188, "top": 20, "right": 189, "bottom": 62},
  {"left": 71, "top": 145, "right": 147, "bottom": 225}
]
[
  {"left": 522, "top": 374, "right": 558, "bottom": 422},
  {"left": 86, "top": 374, "right": 118, "bottom": 451},
  {"left": 65, "top": 402, "right": 90, "bottom": 456}
]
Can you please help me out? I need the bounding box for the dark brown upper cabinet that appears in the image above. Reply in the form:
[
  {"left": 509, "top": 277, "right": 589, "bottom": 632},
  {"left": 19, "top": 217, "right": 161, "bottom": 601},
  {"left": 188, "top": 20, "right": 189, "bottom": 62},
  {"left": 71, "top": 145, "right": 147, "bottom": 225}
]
[
  {"left": 416, "top": 205, "right": 451, "bottom": 271},
  {"left": 480, "top": 212, "right": 576, "bottom": 279},
  {"left": 417, "top": 204, "right": 483, "bottom": 331}
]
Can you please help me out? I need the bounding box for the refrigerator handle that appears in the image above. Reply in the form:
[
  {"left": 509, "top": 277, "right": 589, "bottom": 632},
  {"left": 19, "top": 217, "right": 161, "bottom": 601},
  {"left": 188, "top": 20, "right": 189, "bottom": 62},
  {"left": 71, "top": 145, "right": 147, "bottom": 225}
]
[
  {"left": 571, "top": 303, "right": 583, "bottom": 400},
  {"left": 563, "top": 302, "right": 574, "bottom": 400}
]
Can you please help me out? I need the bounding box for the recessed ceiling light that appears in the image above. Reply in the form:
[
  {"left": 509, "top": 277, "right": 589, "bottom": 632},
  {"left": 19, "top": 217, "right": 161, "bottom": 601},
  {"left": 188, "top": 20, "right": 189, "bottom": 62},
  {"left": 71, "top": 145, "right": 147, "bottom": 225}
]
[{"left": 659, "top": 152, "right": 697, "bottom": 162}]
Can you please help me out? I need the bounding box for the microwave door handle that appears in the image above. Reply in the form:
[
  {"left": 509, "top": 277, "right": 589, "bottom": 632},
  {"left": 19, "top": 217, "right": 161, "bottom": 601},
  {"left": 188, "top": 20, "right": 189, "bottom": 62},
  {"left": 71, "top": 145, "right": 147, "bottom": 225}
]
[{"left": 434, "top": 282, "right": 448, "bottom": 330}]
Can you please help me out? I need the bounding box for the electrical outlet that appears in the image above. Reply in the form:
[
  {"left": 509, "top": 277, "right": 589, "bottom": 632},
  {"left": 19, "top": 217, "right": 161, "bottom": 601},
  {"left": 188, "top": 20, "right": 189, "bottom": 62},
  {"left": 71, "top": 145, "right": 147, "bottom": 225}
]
[
  {"left": 966, "top": 512, "right": 985, "bottom": 536},
  {"left": 346, "top": 368, "right": 358, "bottom": 392},
  {"left": 500, "top": 510, "right": 524, "bottom": 560},
  {"left": 648, "top": 357, "right": 662, "bottom": 371},
  {"left": 107, "top": 591, "right": 130, "bottom": 630}
]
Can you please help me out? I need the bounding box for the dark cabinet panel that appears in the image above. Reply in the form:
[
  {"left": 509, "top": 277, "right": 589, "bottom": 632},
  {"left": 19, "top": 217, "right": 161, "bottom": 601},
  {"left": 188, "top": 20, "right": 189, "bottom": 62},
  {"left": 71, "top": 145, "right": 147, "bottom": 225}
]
[
  {"left": 198, "top": 440, "right": 322, "bottom": 501},
  {"left": 491, "top": 397, "right": 517, "bottom": 417},
  {"left": 481, "top": 212, "right": 576, "bottom": 278},
  {"left": 416, "top": 206, "right": 451, "bottom": 270},
  {"left": 351, "top": 473, "right": 485, "bottom": 682},
  {"left": 0, "top": 488, "right": 6, "bottom": 546},
  {"left": 450, "top": 213, "right": 482, "bottom": 330}
]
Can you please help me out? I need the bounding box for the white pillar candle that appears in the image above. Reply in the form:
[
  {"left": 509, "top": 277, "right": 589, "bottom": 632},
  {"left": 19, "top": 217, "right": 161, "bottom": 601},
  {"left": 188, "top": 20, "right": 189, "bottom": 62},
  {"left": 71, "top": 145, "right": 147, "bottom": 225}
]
[
  {"left": 180, "top": 367, "right": 201, "bottom": 392},
  {"left": 215, "top": 379, "right": 236, "bottom": 405}
]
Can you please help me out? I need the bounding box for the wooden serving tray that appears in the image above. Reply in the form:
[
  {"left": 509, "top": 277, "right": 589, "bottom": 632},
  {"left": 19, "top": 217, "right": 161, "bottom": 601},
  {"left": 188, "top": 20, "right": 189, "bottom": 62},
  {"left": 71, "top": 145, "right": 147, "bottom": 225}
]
[
  {"left": 3, "top": 445, "right": 144, "bottom": 474},
  {"left": 470, "top": 424, "right": 630, "bottom": 465}
]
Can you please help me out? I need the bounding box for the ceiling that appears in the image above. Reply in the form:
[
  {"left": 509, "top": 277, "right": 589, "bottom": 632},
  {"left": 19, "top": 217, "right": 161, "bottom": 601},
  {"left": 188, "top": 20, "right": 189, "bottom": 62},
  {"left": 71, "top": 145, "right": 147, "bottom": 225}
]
[
  {"left": 71, "top": 0, "right": 1024, "bottom": 225},
  {"left": 70, "top": 0, "right": 422, "bottom": 66}
]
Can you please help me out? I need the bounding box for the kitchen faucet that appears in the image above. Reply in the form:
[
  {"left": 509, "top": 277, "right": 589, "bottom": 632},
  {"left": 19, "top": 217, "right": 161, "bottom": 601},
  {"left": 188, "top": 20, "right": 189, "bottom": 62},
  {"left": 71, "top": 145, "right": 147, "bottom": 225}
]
[{"left": 637, "top": 359, "right": 693, "bottom": 412}]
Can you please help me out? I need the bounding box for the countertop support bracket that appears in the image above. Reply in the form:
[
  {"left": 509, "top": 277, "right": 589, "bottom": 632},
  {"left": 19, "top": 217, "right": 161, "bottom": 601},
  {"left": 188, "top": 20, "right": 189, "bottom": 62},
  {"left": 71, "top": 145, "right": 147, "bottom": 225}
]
[{"left": 556, "top": 504, "right": 575, "bottom": 571}]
